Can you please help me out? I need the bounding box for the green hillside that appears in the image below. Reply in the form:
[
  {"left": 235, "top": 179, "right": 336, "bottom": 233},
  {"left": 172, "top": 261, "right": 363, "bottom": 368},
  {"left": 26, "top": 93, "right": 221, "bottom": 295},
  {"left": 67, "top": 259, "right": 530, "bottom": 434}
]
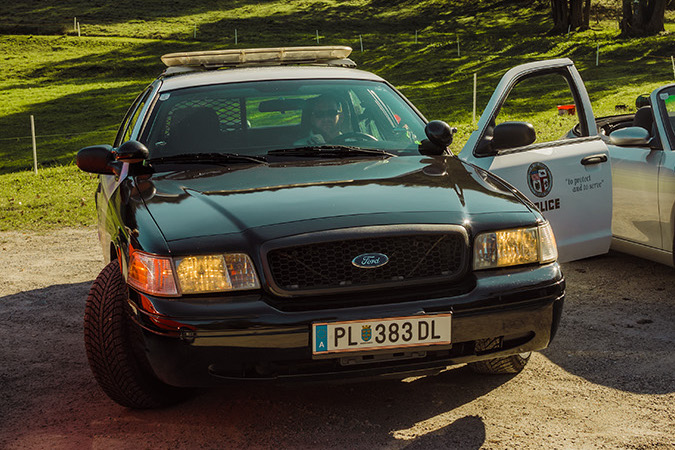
[{"left": 0, "top": 0, "right": 673, "bottom": 229}]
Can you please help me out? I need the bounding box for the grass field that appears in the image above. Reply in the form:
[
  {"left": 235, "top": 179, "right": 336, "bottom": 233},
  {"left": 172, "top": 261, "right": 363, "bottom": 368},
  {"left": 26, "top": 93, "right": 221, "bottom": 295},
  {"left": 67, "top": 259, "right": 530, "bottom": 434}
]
[{"left": 1, "top": 0, "right": 674, "bottom": 230}]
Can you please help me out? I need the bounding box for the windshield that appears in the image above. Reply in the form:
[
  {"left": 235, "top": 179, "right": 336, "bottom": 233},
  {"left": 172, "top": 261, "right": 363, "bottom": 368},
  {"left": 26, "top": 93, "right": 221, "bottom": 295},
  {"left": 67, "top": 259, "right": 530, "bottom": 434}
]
[
  {"left": 659, "top": 86, "right": 675, "bottom": 148},
  {"left": 142, "top": 79, "right": 426, "bottom": 158}
]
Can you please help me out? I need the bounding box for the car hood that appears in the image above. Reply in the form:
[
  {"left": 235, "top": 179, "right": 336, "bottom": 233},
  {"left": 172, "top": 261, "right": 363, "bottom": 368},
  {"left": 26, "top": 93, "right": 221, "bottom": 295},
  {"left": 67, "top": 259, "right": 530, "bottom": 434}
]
[{"left": 136, "top": 156, "right": 533, "bottom": 243}]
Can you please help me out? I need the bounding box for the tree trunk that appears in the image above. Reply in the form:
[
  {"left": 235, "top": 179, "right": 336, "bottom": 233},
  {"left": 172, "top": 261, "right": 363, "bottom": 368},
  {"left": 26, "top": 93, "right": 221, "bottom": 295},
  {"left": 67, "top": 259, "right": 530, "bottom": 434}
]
[
  {"left": 551, "top": 0, "right": 589, "bottom": 34},
  {"left": 620, "top": 0, "right": 666, "bottom": 36},
  {"left": 645, "top": 0, "right": 667, "bottom": 34},
  {"left": 621, "top": 0, "right": 633, "bottom": 33},
  {"left": 570, "top": 0, "right": 584, "bottom": 29},
  {"left": 582, "top": 0, "right": 592, "bottom": 28},
  {"left": 551, "top": 0, "right": 569, "bottom": 33}
]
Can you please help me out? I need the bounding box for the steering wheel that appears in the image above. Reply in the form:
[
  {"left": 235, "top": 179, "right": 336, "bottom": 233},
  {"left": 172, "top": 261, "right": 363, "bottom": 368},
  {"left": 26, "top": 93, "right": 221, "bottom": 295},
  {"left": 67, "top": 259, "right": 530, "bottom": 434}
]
[{"left": 332, "top": 132, "right": 379, "bottom": 144}]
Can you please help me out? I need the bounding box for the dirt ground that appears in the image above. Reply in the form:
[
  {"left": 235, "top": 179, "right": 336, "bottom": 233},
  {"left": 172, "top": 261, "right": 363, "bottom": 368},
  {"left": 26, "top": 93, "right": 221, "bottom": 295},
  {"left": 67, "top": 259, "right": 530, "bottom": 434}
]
[{"left": 0, "top": 227, "right": 673, "bottom": 449}]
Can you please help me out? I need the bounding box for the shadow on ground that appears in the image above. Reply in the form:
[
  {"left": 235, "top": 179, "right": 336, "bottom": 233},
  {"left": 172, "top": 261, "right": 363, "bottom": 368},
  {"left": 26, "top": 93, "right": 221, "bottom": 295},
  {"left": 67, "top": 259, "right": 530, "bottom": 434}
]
[
  {"left": 0, "top": 279, "right": 504, "bottom": 448},
  {"left": 544, "top": 251, "right": 674, "bottom": 395}
]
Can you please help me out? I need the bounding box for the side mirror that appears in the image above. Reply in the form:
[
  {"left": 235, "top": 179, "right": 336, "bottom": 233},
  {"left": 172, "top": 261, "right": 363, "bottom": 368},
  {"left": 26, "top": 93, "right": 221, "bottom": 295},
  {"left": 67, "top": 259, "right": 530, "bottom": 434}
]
[
  {"left": 426, "top": 120, "right": 455, "bottom": 147},
  {"left": 609, "top": 127, "right": 650, "bottom": 147},
  {"left": 76, "top": 145, "right": 115, "bottom": 174},
  {"left": 492, "top": 121, "right": 536, "bottom": 150},
  {"left": 116, "top": 140, "right": 149, "bottom": 164},
  {"left": 420, "top": 120, "right": 456, "bottom": 156}
]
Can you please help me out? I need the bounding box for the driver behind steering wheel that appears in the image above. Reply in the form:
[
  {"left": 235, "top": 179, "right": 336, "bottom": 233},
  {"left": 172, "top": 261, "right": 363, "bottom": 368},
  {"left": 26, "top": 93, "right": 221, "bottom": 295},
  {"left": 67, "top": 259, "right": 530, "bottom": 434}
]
[{"left": 295, "top": 94, "right": 344, "bottom": 145}]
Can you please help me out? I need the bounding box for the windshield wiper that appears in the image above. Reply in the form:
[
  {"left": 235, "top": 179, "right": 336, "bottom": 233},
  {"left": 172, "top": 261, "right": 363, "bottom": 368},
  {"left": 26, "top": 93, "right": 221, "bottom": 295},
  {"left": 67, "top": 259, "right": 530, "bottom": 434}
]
[
  {"left": 267, "top": 145, "right": 396, "bottom": 158},
  {"left": 148, "top": 152, "right": 268, "bottom": 165}
]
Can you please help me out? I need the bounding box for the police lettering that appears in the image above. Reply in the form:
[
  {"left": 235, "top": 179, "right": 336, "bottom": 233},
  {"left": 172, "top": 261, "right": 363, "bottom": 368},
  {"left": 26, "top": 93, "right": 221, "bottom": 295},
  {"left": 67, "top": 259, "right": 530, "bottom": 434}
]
[{"left": 534, "top": 198, "right": 560, "bottom": 212}]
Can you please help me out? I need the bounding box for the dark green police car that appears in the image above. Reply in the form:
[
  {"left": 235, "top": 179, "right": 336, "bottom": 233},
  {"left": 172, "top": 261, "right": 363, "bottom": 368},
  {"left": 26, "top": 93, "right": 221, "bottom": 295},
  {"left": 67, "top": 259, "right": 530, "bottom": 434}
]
[{"left": 77, "top": 46, "right": 564, "bottom": 409}]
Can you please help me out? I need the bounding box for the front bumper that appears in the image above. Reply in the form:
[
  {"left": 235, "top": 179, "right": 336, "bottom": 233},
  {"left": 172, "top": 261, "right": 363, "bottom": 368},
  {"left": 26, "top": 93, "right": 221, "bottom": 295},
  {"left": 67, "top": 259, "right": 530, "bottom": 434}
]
[{"left": 128, "top": 263, "right": 565, "bottom": 387}]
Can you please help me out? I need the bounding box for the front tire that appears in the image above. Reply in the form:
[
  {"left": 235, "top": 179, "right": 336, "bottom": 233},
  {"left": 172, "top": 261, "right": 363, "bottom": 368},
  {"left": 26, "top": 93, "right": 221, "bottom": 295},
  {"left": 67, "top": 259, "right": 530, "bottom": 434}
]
[
  {"left": 83, "top": 260, "right": 185, "bottom": 408},
  {"left": 468, "top": 337, "right": 531, "bottom": 374}
]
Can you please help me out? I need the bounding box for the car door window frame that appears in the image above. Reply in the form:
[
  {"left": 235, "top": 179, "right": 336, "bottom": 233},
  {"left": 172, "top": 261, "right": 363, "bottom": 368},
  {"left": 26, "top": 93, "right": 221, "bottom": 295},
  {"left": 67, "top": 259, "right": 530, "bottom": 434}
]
[
  {"left": 473, "top": 67, "right": 594, "bottom": 158},
  {"left": 114, "top": 86, "right": 155, "bottom": 147},
  {"left": 653, "top": 85, "right": 675, "bottom": 151}
]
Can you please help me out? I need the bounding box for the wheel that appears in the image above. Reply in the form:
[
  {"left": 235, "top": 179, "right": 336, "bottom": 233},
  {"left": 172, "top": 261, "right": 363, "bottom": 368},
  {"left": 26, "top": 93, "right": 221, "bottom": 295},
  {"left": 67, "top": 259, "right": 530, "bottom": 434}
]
[
  {"left": 467, "top": 337, "right": 531, "bottom": 374},
  {"left": 332, "top": 131, "right": 378, "bottom": 144},
  {"left": 83, "top": 260, "right": 186, "bottom": 408}
]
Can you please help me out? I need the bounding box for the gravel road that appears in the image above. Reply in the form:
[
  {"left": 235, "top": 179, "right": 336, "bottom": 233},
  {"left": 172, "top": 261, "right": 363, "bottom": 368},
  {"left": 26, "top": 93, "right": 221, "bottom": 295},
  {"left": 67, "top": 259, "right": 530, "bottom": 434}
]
[{"left": 0, "top": 228, "right": 673, "bottom": 449}]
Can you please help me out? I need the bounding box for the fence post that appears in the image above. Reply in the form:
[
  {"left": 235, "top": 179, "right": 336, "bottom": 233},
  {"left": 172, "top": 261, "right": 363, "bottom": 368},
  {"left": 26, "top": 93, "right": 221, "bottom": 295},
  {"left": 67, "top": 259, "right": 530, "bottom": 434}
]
[
  {"left": 316, "top": 30, "right": 320, "bottom": 44},
  {"left": 672, "top": 56, "right": 675, "bottom": 79},
  {"left": 596, "top": 43, "right": 600, "bottom": 66},
  {"left": 360, "top": 35, "right": 364, "bottom": 52},
  {"left": 235, "top": 29, "right": 238, "bottom": 44},
  {"left": 30, "top": 115, "right": 38, "bottom": 175}
]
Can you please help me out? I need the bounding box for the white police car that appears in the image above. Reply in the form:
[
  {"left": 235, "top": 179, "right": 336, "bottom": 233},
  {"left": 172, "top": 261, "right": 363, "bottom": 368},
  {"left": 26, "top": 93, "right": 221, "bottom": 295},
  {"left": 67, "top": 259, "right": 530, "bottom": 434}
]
[{"left": 464, "top": 58, "right": 673, "bottom": 267}]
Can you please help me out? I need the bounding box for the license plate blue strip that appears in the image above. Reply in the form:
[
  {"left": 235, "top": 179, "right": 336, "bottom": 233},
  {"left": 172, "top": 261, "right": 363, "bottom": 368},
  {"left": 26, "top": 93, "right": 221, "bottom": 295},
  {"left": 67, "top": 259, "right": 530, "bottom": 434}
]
[{"left": 315, "top": 324, "right": 328, "bottom": 353}]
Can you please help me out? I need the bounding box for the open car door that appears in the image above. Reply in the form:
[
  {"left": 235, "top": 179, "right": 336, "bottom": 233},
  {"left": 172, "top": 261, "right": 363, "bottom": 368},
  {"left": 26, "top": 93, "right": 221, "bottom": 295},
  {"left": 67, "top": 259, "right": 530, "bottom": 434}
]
[{"left": 459, "top": 59, "right": 612, "bottom": 262}]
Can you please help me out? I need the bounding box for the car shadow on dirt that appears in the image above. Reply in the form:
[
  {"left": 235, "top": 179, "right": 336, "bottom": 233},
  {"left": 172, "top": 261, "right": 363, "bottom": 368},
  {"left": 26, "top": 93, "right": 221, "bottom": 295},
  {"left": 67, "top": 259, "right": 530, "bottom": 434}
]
[
  {"left": 544, "top": 251, "right": 674, "bottom": 395},
  {"left": 0, "top": 280, "right": 509, "bottom": 448},
  {"left": 105, "top": 367, "right": 496, "bottom": 448},
  {"left": 0, "top": 282, "right": 93, "bottom": 433}
]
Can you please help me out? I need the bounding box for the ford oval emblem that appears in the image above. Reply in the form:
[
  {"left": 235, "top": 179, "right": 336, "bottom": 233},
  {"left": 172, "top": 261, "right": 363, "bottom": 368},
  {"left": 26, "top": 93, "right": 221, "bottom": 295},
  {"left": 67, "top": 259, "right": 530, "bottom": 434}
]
[{"left": 352, "top": 253, "right": 389, "bottom": 269}]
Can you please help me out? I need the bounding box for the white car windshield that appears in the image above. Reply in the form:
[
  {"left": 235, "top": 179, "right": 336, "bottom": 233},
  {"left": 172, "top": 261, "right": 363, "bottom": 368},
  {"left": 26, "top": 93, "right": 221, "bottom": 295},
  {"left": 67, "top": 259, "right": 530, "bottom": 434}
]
[
  {"left": 142, "top": 79, "right": 427, "bottom": 158},
  {"left": 660, "top": 86, "right": 675, "bottom": 146}
]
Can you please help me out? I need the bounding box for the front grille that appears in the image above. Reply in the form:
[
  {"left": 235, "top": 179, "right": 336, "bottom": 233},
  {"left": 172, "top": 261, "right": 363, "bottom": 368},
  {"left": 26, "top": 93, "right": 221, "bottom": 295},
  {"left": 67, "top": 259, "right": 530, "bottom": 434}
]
[{"left": 266, "top": 232, "right": 467, "bottom": 294}]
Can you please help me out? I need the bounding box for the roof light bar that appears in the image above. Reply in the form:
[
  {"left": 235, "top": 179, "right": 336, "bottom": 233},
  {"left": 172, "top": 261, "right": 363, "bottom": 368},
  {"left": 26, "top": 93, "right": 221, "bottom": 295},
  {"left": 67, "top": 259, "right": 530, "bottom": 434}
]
[{"left": 161, "top": 46, "right": 354, "bottom": 69}]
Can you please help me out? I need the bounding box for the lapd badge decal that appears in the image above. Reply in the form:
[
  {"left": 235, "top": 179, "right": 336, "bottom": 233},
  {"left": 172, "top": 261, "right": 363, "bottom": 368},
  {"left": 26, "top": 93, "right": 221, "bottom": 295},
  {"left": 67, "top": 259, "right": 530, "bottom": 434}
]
[
  {"left": 527, "top": 162, "right": 553, "bottom": 198},
  {"left": 361, "top": 325, "right": 372, "bottom": 342}
]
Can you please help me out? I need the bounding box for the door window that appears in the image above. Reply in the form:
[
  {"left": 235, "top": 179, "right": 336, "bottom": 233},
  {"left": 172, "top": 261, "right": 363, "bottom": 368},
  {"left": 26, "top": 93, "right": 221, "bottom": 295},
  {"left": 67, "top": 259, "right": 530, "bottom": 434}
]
[
  {"left": 658, "top": 87, "right": 675, "bottom": 148},
  {"left": 493, "top": 73, "right": 582, "bottom": 148},
  {"left": 114, "top": 87, "right": 153, "bottom": 147}
]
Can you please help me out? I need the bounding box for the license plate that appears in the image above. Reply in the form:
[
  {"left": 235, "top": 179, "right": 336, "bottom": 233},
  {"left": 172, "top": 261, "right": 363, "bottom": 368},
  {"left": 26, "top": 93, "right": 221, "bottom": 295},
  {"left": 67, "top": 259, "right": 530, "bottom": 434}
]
[{"left": 312, "top": 314, "right": 451, "bottom": 356}]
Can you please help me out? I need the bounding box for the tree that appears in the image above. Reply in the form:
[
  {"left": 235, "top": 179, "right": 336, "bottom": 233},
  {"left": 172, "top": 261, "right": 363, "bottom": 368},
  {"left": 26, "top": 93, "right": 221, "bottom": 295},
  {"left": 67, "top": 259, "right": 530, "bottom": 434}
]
[
  {"left": 582, "top": 0, "right": 592, "bottom": 27},
  {"left": 550, "top": 0, "right": 591, "bottom": 34},
  {"left": 620, "top": 0, "right": 667, "bottom": 36}
]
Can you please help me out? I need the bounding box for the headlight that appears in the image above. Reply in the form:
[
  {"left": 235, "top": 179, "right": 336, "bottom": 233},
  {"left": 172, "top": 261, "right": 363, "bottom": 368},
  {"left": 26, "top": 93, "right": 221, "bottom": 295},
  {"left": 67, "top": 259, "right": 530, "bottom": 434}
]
[
  {"left": 473, "top": 222, "right": 557, "bottom": 270},
  {"left": 127, "top": 251, "right": 260, "bottom": 296},
  {"left": 127, "top": 251, "right": 179, "bottom": 296},
  {"left": 175, "top": 253, "right": 260, "bottom": 294}
]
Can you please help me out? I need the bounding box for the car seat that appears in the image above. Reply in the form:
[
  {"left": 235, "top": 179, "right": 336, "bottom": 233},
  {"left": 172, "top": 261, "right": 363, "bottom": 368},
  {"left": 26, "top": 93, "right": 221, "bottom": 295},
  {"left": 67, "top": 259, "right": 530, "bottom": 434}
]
[
  {"left": 170, "top": 107, "right": 221, "bottom": 154},
  {"left": 632, "top": 106, "right": 654, "bottom": 137}
]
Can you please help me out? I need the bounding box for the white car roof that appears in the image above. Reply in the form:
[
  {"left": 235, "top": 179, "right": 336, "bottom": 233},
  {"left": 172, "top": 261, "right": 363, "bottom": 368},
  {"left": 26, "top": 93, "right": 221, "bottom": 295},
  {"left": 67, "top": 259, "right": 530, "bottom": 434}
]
[{"left": 158, "top": 66, "right": 386, "bottom": 92}]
